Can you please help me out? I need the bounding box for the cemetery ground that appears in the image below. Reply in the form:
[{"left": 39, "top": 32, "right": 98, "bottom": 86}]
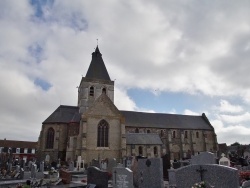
[{"left": 1, "top": 152, "right": 250, "bottom": 187}]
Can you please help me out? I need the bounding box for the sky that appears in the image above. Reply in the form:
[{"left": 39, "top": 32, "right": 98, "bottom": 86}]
[{"left": 0, "top": 0, "right": 250, "bottom": 145}]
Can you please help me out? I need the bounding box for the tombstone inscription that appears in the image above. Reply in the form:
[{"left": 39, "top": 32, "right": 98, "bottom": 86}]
[{"left": 112, "top": 167, "right": 133, "bottom": 188}]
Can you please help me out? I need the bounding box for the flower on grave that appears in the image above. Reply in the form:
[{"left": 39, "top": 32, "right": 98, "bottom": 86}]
[
  {"left": 240, "top": 171, "right": 250, "bottom": 180},
  {"left": 192, "top": 181, "right": 206, "bottom": 188}
]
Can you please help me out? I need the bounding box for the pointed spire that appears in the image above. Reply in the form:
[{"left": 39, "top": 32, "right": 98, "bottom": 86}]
[
  {"left": 85, "top": 46, "right": 111, "bottom": 81},
  {"left": 95, "top": 45, "right": 100, "bottom": 53}
]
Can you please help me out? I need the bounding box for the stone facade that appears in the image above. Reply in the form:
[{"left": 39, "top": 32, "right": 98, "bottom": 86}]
[{"left": 37, "top": 46, "right": 218, "bottom": 164}]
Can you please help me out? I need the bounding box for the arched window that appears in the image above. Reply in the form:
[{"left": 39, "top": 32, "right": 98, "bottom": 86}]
[
  {"left": 89, "top": 86, "right": 94, "bottom": 96},
  {"left": 184, "top": 131, "right": 188, "bottom": 139},
  {"left": 97, "top": 120, "right": 109, "bottom": 147},
  {"left": 154, "top": 146, "right": 158, "bottom": 156},
  {"left": 172, "top": 131, "right": 176, "bottom": 138},
  {"left": 147, "top": 129, "right": 150, "bottom": 133},
  {"left": 196, "top": 131, "right": 199, "bottom": 138},
  {"left": 46, "top": 128, "right": 54, "bottom": 149},
  {"left": 102, "top": 88, "right": 106, "bottom": 94},
  {"left": 139, "top": 146, "right": 143, "bottom": 156},
  {"left": 135, "top": 128, "right": 139, "bottom": 133}
]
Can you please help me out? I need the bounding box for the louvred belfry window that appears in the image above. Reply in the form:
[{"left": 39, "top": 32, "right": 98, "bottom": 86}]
[
  {"left": 90, "top": 86, "right": 94, "bottom": 96},
  {"left": 97, "top": 120, "right": 109, "bottom": 147},
  {"left": 46, "top": 127, "right": 55, "bottom": 149}
]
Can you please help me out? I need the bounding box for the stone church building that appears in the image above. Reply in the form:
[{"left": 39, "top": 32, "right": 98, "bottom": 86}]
[{"left": 37, "top": 46, "right": 218, "bottom": 164}]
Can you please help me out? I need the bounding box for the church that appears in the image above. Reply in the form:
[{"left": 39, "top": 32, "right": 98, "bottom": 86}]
[{"left": 37, "top": 46, "right": 218, "bottom": 164}]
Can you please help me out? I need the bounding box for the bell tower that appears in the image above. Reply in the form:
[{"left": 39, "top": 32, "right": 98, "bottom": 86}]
[{"left": 78, "top": 46, "right": 114, "bottom": 113}]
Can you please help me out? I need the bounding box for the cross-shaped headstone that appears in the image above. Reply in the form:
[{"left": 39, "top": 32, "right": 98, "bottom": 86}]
[{"left": 196, "top": 166, "right": 207, "bottom": 181}]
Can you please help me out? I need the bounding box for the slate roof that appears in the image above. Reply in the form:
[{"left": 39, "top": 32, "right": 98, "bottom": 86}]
[
  {"left": 43, "top": 106, "right": 214, "bottom": 131},
  {"left": 120, "top": 111, "right": 214, "bottom": 130},
  {"left": 85, "top": 46, "right": 111, "bottom": 81},
  {"left": 126, "top": 133, "right": 163, "bottom": 145},
  {"left": 43, "top": 105, "right": 80, "bottom": 124},
  {"left": 0, "top": 139, "right": 37, "bottom": 148}
]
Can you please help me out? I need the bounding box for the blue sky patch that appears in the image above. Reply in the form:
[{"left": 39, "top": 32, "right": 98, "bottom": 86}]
[
  {"left": 128, "top": 88, "right": 219, "bottom": 114},
  {"left": 30, "top": 0, "right": 54, "bottom": 18},
  {"left": 28, "top": 43, "right": 44, "bottom": 63},
  {"left": 34, "top": 78, "right": 52, "bottom": 91}
]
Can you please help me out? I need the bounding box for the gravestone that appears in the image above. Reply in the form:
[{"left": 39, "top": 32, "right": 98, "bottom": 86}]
[
  {"left": 173, "top": 161, "right": 181, "bottom": 169},
  {"left": 91, "top": 159, "right": 100, "bottom": 168},
  {"left": 31, "top": 163, "right": 37, "bottom": 179},
  {"left": 40, "top": 161, "right": 44, "bottom": 172},
  {"left": 107, "top": 158, "right": 117, "bottom": 174},
  {"left": 45, "top": 154, "right": 50, "bottom": 163},
  {"left": 190, "top": 152, "right": 216, "bottom": 165},
  {"left": 175, "top": 164, "right": 239, "bottom": 188},
  {"left": 112, "top": 167, "right": 133, "bottom": 188},
  {"left": 219, "top": 153, "right": 230, "bottom": 166},
  {"left": 16, "top": 165, "right": 20, "bottom": 172},
  {"left": 161, "top": 154, "right": 171, "bottom": 180},
  {"left": 101, "top": 161, "right": 107, "bottom": 170},
  {"left": 242, "top": 180, "right": 250, "bottom": 188},
  {"left": 137, "top": 158, "right": 164, "bottom": 188},
  {"left": 69, "top": 161, "right": 74, "bottom": 171},
  {"left": 77, "top": 156, "right": 81, "bottom": 170},
  {"left": 168, "top": 168, "right": 176, "bottom": 187},
  {"left": 20, "top": 168, "right": 24, "bottom": 179},
  {"left": 87, "top": 166, "right": 108, "bottom": 188}
]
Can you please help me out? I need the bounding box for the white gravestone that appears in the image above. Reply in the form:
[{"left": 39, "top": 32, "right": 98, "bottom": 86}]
[{"left": 219, "top": 153, "right": 230, "bottom": 166}]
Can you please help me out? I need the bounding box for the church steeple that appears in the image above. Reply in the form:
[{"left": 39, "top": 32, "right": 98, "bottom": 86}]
[
  {"left": 78, "top": 46, "right": 114, "bottom": 113},
  {"left": 85, "top": 46, "right": 111, "bottom": 81}
]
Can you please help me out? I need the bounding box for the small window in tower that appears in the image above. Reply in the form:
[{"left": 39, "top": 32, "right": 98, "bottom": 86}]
[
  {"left": 196, "top": 131, "right": 199, "bottom": 138},
  {"left": 135, "top": 128, "right": 139, "bottom": 133},
  {"left": 90, "top": 86, "right": 94, "bottom": 96},
  {"left": 102, "top": 88, "right": 106, "bottom": 94},
  {"left": 147, "top": 130, "right": 150, "bottom": 133}
]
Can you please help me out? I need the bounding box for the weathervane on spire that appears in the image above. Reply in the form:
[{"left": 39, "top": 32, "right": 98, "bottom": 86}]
[{"left": 96, "top": 38, "right": 98, "bottom": 46}]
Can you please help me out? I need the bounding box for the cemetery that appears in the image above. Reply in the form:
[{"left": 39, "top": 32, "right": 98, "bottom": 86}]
[{"left": 1, "top": 151, "right": 250, "bottom": 187}]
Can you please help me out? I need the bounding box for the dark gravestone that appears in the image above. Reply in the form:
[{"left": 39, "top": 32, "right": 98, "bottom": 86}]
[
  {"left": 161, "top": 154, "right": 170, "bottom": 180},
  {"left": 91, "top": 159, "right": 100, "bottom": 168},
  {"left": 173, "top": 161, "right": 181, "bottom": 169},
  {"left": 87, "top": 166, "right": 108, "bottom": 188},
  {"left": 107, "top": 158, "right": 117, "bottom": 174},
  {"left": 137, "top": 158, "right": 164, "bottom": 188}
]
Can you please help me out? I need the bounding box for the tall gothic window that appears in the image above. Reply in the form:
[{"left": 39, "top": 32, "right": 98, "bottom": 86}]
[
  {"left": 97, "top": 120, "right": 109, "bottom": 147},
  {"left": 154, "top": 146, "right": 158, "bottom": 156},
  {"left": 135, "top": 128, "right": 139, "bottom": 133},
  {"left": 172, "top": 130, "right": 176, "bottom": 138},
  {"left": 90, "top": 86, "right": 94, "bottom": 96},
  {"left": 46, "top": 128, "right": 55, "bottom": 149},
  {"left": 196, "top": 131, "right": 199, "bottom": 138},
  {"left": 184, "top": 131, "right": 188, "bottom": 139}
]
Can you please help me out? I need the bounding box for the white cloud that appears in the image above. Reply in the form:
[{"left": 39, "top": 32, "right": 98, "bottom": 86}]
[
  {"left": 217, "top": 100, "right": 243, "bottom": 113},
  {"left": 183, "top": 109, "right": 199, "bottom": 116},
  {"left": 0, "top": 0, "right": 250, "bottom": 145},
  {"left": 219, "top": 112, "right": 250, "bottom": 124}
]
